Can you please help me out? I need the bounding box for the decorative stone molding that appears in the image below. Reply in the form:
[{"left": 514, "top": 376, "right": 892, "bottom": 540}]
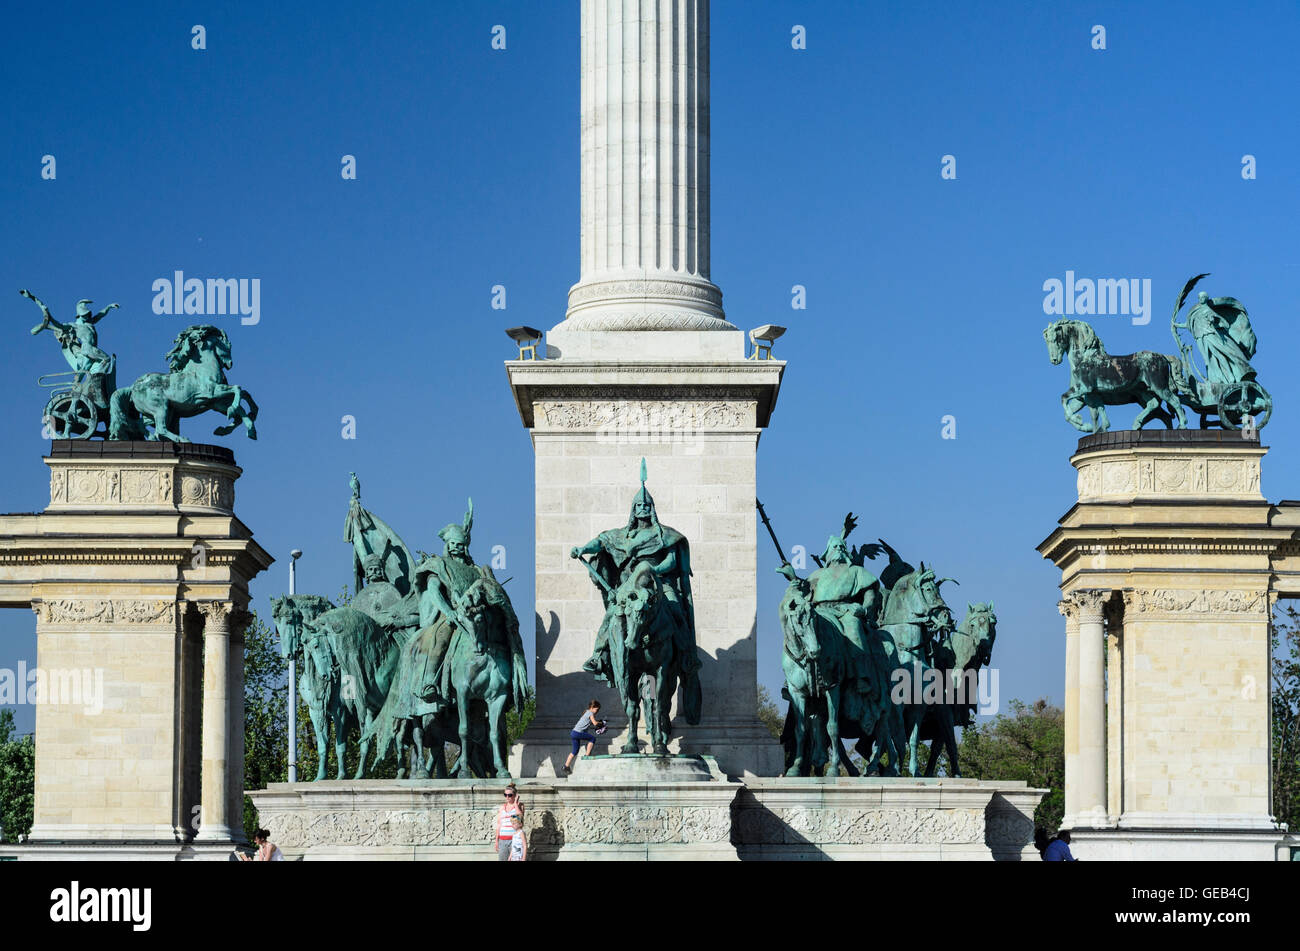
[
  {"left": 566, "top": 278, "right": 724, "bottom": 310},
  {"left": 32, "top": 598, "right": 113, "bottom": 625},
  {"left": 46, "top": 458, "right": 234, "bottom": 512},
  {"left": 1126, "top": 588, "right": 1268, "bottom": 618},
  {"left": 179, "top": 472, "right": 234, "bottom": 509},
  {"left": 1065, "top": 589, "right": 1109, "bottom": 622},
  {"left": 196, "top": 601, "right": 236, "bottom": 632},
  {"left": 1075, "top": 454, "right": 1263, "bottom": 502},
  {"left": 31, "top": 598, "right": 176, "bottom": 625},
  {"left": 114, "top": 600, "right": 178, "bottom": 625},
  {"left": 733, "top": 806, "right": 984, "bottom": 846},
  {"left": 260, "top": 804, "right": 734, "bottom": 849},
  {"left": 536, "top": 399, "right": 755, "bottom": 432}
]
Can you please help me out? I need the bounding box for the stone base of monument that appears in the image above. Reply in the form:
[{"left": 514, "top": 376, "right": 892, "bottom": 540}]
[
  {"left": 0, "top": 840, "right": 241, "bottom": 861},
  {"left": 733, "top": 778, "right": 1044, "bottom": 860},
  {"left": 510, "top": 719, "right": 784, "bottom": 780},
  {"left": 247, "top": 776, "right": 741, "bottom": 860},
  {"left": 245, "top": 774, "right": 1044, "bottom": 861},
  {"left": 1067, "top": 824, "right": 1294, "bottom": 861}
]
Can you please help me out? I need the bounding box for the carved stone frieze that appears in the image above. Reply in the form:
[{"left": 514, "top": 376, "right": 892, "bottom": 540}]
[
  {"left": 537, "top": 399, "right": 754, "bottom": 431},
  {"left": 1127, "top": 588, "right": 1267, "bottom": 617},
  {"left": 31, "top": 598, "right": 177, "bottom": 625}
]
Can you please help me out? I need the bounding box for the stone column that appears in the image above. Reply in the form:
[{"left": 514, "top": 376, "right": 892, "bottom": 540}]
[
  {"left": 1105, "top": 596, "right": 1125, "bottom": 823},
  {"left": 195, "top": 600, "right": 237, "bottom": 842},
  {"left": 225, "top": 608, "right": 251, "bottom": 842},
  {"left": 559, "top": 0, "right": 731, "bottom": 335},
  {"left": 1073, "top": 589, "right": 1109, "bottom": 829},
  {"left": 1057, "top": 597, "right": 1081, "bottom": 826}
]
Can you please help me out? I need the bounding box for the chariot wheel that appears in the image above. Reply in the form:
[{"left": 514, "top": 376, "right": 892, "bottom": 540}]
[
  {"left": 1218, "top": 380, "right": 1271, "bottom": 430},
  {"left": 43, "top": 392, "right": 97, "bottom": 439}
]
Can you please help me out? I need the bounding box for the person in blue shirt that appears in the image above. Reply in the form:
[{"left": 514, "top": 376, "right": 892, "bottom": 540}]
[{"left": 1043, "top": 830, "right": 1077, "bottom": 861}]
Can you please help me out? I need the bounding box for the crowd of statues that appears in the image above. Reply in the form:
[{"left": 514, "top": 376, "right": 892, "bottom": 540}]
[
  {"left": 1044, "top": 274, "right": 1271, "bottom": 433},
  {"left": 21, "top": 289, "right": 258, "bottom": 441},
  {"left": 765, "top": 509, "right": 997, "bottom": 777},
  {"left": 271, "top": 476, "right": 528, "bottom": 779}
]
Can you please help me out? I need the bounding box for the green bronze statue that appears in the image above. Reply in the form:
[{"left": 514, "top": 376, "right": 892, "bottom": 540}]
[
  {"left": 344, "top": 472, "right": 417, "bottom": 597},
  {"left": 108, "top": 325, "right": 259, "bottom": 442},
  {"left": 21, "top": 290, "right": 261, "bottom": 443},
  {"left": 24, "top": 290, "right": 119, "bottom": 439},
  {"left": 387, "top": 499, "right": 529, "bottom": 778},
  {"left": 772, "top": 512, "right": 903, "bottom": 776},
  {"left": 272, "top": 478, "right": 525, "bottom": 780},
  {"left": 571, "top": 459, "right": 702, "bottom": 755},
  {"left": 1044, "top": 274, "right": 1271, "bottom": 432},
  {"left": 22, "top": 290, "right": 117, "bottom": 374}
]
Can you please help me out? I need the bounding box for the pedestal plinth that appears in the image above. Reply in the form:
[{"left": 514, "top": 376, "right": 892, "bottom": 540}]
[
  {"left": 0, "top": 441, "right": 272, "bottom": 860},
  {"left": 1038, "top": 429, "right": 1291, "bottom": 859},
  {"left": 505, "top": 356, "right": 784, "bottom": 779}
]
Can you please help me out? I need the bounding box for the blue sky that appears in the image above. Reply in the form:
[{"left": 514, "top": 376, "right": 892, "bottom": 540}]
[{"left": 2, "top": 0, "right": 1298, "bottom": 735}]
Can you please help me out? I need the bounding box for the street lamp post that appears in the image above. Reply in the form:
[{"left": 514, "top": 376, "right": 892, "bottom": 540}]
[{"left": 288, "top": 549, "right": 302, "bottom": 783}]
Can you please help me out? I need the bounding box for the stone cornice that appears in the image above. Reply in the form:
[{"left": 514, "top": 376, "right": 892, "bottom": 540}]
[{"left": 506, "top": 360, "right": 784, "bottom": 428}]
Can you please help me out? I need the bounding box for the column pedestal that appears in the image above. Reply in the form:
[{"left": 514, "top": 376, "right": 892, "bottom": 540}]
[{"left": 507, "top": 360, "right": 783, "bottom": 779}]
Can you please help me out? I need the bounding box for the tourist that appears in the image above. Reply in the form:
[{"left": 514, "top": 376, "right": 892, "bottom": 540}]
[
  {"left": 507, "top": 813, "right": 528, "bottom": 862},
  {"left": 563, "top": 699, "right": 605, "bottom": 774},
  {"left": 236, "top": 828, "right": 284, "bottom": 861},
  {"left": 1042, "top": 830, "right": 1077, "bottom": 862},
  {"left": 494, "top": 783, "right": 525, "bottom": 860}
]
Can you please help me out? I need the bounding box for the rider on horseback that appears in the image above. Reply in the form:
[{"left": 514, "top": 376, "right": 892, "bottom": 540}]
[
  {"left": 572, "top": 462, "right": 702, "bottom": 721},
  {"left": 400, "top": 500, "right": 524, "bottom": 709}
]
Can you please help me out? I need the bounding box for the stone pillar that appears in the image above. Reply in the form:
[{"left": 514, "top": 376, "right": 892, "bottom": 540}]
[
  {"left": 1057, "top": 597, "right": 1080, "bottom": 827},
  {"left": 1072, "top": 589, "right": 1108, "bottom": 829},
  {"left": 1039, "top": 429, "right": 1287, "bottom": 859},
  {"left": 507, "top": 0, "right": 784, "bottom": 779},
  {"left": 1105, "top": 596, "right": 1124, "bottom": 822},
  {"left": 196, "top": 601, "right": 237, "bottom": 842},
  {"left": 0, "top": 441, "right": 272, "bottom": 859},
  {"left": 561, "top": 0, "right": 730, "bottom": 335}
]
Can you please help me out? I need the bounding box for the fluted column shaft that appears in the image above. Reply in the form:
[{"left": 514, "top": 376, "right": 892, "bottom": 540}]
[
  {"left": 561, "top": 0, "right": 731, "bottom": 332},
  {"left": 1063, "top": 589, "right": 1109, "bottom": 829},
  {"left": 195, "top": 601, "right": 244, "bottom": 842}
]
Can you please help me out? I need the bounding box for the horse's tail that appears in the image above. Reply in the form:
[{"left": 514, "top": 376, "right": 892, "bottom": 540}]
[{"left": 1167, "top": 353, "right": 1190, "bottom": 392}]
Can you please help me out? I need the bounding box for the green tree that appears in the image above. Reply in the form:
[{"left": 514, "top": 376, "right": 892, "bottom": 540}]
[
  {"left": 243, "top": 610, "right": 290, "bottom": 835},
  {"left": 0, "top": 709, "right": 35, "bottom": 843},
  {"left": 757, "top": 684, "right": 783, "bottom": 740},
  {"left": 958, "top": 698, "right": 1065, "bottom": 831},
  {"left": 1272, "top": 606, "right": 1300, "bottom": 832}
]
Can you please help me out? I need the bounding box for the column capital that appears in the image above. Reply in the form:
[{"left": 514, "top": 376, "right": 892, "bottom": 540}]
[
  {"left": 1064, "top": 588, "right": 1109, "bottom": 623},
  {"left": 196, "top": 600, "right": 250, "bottom": 633}
]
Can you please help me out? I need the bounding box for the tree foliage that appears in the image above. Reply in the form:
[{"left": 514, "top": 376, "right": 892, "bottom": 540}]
[
  {"left": 958, "top": 698, "right": 1065, "bottom": 831},
  {"left": 1272, "top": 606, "right": 1300, "bottom": 832},
  {"left": 756, "top": 684, "right": 782, "bottom": 740},
  {"left": 0, "top": 709, "right": 35, "bottom": 843}
]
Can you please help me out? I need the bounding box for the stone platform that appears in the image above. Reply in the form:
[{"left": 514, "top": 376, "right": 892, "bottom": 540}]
[{"left": 245, "top": 774, "right": 1044, "bottom": 861}]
